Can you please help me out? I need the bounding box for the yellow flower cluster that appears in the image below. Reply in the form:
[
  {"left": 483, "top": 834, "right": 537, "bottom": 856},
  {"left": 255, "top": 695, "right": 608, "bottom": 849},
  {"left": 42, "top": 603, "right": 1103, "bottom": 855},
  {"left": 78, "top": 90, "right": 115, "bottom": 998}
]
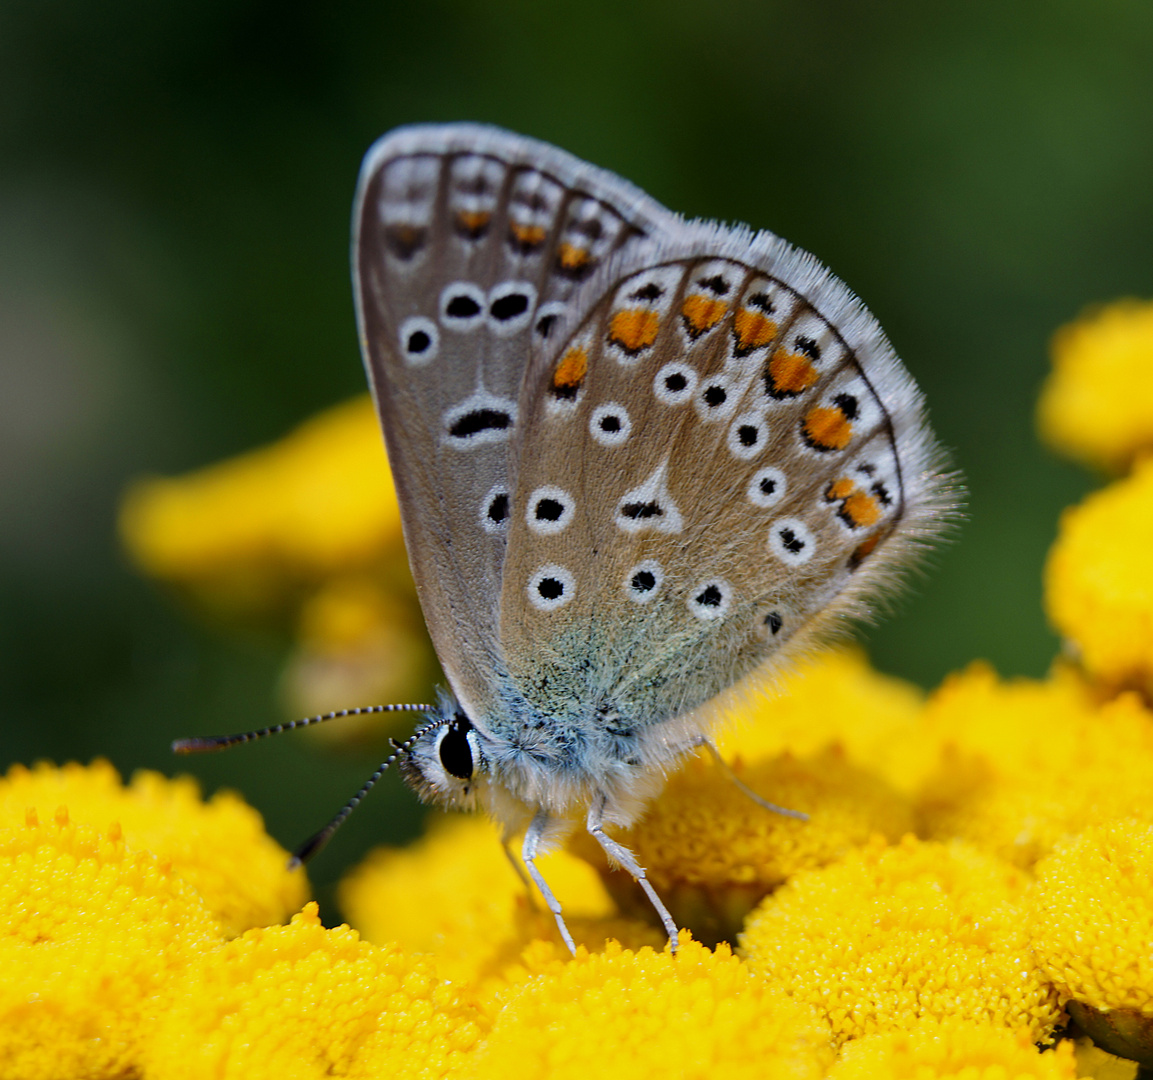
[
  {"left": 827, "top": 1020, "right": 1081, "bottom": 1080},
  {"left": 472, "top": 937, "right": 836, "bottom": 1080},
  {"left": 0, "top": 808, "right": 223, "bottom": 1079},
  {"left": 1030, "top": 819, "right": 1153, "bottom": 1016},
  {"left": 916, "top": 664, "right": 1153, "bottom": 866},
  {"left": 144, "top": 905, "right": 483, "bottom": 1080},
  {"left": 41, "top": 292, "right": 1148, "bottom": 1076},
  {"left": 740, "top": 835, "right": 1062, "bottom": 1043},
  {"left": 0, "top": 764, "right": 484, "bottom": 1080},
  {"left": 0, "top": 759, "right": 306, "bottom": 933}
]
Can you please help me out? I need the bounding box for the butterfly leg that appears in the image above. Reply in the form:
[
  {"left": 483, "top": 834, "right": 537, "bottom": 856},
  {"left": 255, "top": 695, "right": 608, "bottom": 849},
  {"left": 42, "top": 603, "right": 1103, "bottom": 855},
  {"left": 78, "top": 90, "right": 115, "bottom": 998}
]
[
  {"left": 501, "top": 831, "right": 538, "bottom": 906},
  {"left": 698, "top": 739, "right": 809, "bottom": 821},
  {"left": 586, "top": 795, "right": 680, "bottom": 954},
  {"left": 522, "top": 809, "right": 577, "bottom": 955}
]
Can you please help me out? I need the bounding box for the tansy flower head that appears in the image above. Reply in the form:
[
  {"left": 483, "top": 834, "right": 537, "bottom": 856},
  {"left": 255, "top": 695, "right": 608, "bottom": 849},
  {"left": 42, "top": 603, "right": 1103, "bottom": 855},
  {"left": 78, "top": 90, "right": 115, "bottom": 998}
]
[
  {"left": 826, "top": 1019, "right": 1080, "bottom": 1080},
  {"left": 469, "top": 936, "right": 835, "bottom": 1080},
  {"left": 283, "top": 574, "right": 440, "bottom": 730},
  {"left": 0, "top": 809, "right": 225, "bottom": 1080},
  {"left": 339, "top": 813, "right": 662, "bottom": 986},
  {"left": 119, "top": 395, "right": 403, "bottom": 599},
  {"left": 715, "top": 647, "right": 931, "bottom": 796},
  {"left": 118, "top": 394, "right": 435, "bottom": 721},
  {"left": 0, "top": 759, "right": 308, "bottom": 934},
  {"left": 1029, "top": 819, "right": 1153, "bottom": 1066},
  {"left": 1045, "top": 458, "right": 1153, "bottom": 695},
  {"left": 142, "top": 903, "right": 484, "bottom": 1080},
  {"left": 582, "top": 745, "right": 914, "bottom": 946},
  {"left": 916, "top": 664, "right": 1153, "bottom": 867},
  {"left": 1038, "top": 298, "right": 1153, "bottom": 472},
  {"left": 740, "top": 835, "right": 1063, "bottom": 1044}
]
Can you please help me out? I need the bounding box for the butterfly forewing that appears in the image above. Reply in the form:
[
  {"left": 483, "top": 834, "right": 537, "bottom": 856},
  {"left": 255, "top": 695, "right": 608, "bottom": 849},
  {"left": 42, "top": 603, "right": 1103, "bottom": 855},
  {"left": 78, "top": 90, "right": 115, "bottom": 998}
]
[
  {"left": 499, "top": 225, "right": 945, "bottom": 729},
  {"left": 353, "top": 124, "right": 672, "bottom": 718}
]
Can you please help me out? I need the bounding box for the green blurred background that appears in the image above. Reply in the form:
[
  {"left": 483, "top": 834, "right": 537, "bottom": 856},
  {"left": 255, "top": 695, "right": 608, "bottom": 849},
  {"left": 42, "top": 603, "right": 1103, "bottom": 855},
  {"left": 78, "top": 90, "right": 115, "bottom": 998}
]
[{"left": 2, "top": 0, "right": 1151, "bottom": 904}]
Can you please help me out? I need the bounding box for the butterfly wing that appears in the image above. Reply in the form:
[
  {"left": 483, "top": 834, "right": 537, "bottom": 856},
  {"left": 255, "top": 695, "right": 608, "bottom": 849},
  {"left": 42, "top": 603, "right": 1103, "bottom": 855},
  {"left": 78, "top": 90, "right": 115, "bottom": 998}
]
[
  {"left": 353, "top": 124, "right": 672, "bottom": 718},
  {"left": 498, "top": 222, "right": 951, "bottom": 732}
]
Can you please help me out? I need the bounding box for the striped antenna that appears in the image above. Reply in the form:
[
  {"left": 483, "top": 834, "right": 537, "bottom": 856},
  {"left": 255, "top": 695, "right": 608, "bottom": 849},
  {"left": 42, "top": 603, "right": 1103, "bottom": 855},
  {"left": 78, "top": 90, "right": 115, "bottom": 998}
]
[
  {"left": 288, "top": 718, "right": 446, "bottom": 868},
  {"left": 171, "top": 703, "right": 435, "bottom": 754}
]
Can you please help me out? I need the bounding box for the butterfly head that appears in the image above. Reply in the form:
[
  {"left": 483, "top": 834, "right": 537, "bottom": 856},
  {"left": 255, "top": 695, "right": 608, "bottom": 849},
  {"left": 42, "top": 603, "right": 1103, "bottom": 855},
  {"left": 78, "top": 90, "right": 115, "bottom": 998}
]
[{"left": 398, "top": 708, "right": 485, "bottom": 810}]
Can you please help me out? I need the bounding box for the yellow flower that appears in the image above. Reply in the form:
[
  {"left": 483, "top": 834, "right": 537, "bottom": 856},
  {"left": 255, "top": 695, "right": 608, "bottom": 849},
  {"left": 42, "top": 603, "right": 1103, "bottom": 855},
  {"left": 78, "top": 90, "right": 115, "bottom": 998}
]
[
  {"left": 826, "top": 1020, "right": 1080, "bottom": 1080},
  {"left": 1029, "top": 819, "right": 1153, "bottom": 1016},
  {"left": 142, "top": 903, "right": 484, "bottom": 1080},
  {"left": 583, "top": 745, "right": 914, "bottom": 946},
  {"left": 468, "top": 936, "right": 835, "bottom": 1080},
  {"left": 282, "top": 575, "right": 440, "bottom": 732},
  {"left": 118, "top": 395, "right": 405, "bottom": 612},
  {"left": 715, "top": 647, "right": 931, "bottom": 795},
  {"left": 1045, "top": 459, "right": 1153, "bottom": 694},
  {"left": 1038, "top": 298, "right": 1153, "bottom": 472},
  {"left": 916, "top": 664, "right": 1153, "bottom": 867},
  {"left": 0, "top": 809, "right": 225, "bottom": 1080},
  {"left": 740, "top": 835, "right": 1063, "bottom": 1044},
  {"left": 340, "top": 813, "right": 662, "bottom": 985},
  {"left": 118, "top": 392, "right": 437, "bottom": 721},
  {"left": 0, "top": 759, "right": 308, "bottom": 934}
]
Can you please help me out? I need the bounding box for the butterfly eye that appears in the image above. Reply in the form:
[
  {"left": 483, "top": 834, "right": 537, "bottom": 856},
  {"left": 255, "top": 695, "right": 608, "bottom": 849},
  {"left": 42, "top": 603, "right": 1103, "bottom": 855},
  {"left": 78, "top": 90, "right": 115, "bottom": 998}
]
[{"left": 437, "top": 717, "right": 475, "bottom": 780}]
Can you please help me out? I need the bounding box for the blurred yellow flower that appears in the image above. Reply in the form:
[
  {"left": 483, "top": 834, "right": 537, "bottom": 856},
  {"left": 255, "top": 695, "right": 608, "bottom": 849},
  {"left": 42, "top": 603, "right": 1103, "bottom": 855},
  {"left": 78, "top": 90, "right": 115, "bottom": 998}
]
[
  {"left": 0, "top": 758, "right": 308, "bottom": 934},
  {"left": 1029, "top": 819, "right": 1153, "bottom": 1016},
  {"left": 118, "top": 393, "right": 436, "bottom": 720},
  {"left": 740, "top": 835, "right": 1063, "bottom": 1044},
  {"left": 142, "top": 903, "right": 484, "bottom": 1080},
  {"left": 1038, "top": 298, "right": 1153, "bottom": 472},
  {"left": 826, "top": 1020, "right": 1080, "bottom": 1080},
  {"left": 120, "top": 395, "right": 403, "bottom": 601},
  {"left": 1045, "top": 458, "right": 1153, "bottom": 694},
  {"left": 340, "top": 812, "right": 662, "bottom": 985},
  {"left": 916, "top": 664, "right": 1153, "bottom": 867},
  {"left": 0, "top": 809, "right": 225, "bottom": 1080},
  {"left": 283, "top": 575, "right": 440, "bottom": 735},
  {"left": 469, "top": 936, "right": 835, "bottom": 1080}
]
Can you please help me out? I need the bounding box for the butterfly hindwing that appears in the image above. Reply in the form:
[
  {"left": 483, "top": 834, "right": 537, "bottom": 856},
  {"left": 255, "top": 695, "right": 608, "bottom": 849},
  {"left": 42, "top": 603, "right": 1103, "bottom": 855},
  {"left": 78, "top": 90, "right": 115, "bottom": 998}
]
[{"left": 499, "top": 223, "right": 947, "bottom": 730}]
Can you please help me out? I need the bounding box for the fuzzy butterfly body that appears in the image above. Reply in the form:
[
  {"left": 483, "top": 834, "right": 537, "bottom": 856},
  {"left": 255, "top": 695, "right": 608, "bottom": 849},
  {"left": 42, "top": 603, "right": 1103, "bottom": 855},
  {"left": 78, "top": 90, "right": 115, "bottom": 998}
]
[{"left": 353, "top": 124, "right": 949, "bottom": 948}]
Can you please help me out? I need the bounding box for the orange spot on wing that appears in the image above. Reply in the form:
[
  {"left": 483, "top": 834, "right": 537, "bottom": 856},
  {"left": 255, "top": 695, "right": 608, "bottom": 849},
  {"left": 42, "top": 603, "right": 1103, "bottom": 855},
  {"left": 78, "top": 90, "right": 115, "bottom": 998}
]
[
  {"left": 733, "top": 309, "right": 778, "bottom": 353},
  {"left": 384, "top": 224, "right": 426, "bottom": 259},
  {"left": 609, "top": 309, "right": 661, "bottom": 354},
  {"left": 843, "top": 491, "right": 882, "bottom": 528},
  {"left": 557, "top": 243, "right": 592, "bottom": 270},
  {"left": 849, "top": 533, "right": 880, "bottom": 569},
  {"left": 509, "top": 221, "right": 547, "bottom": 250},
  {"left": 681, "top": 294, "right": 727, "bottom": 337},
  {"left": 826, "top": 477, "right": 856, "bottom": 501},
  {"left": 551, "top": 346, "right": 588, "bottom": 399},
  {"left": 767, "top": 349, "right": 819, "bottom": 396},
  {"left": 455, "top": 210, "right": 491, "bottom": 237},
  {"left": 803, "top": 406, "right": 853, "bottom": 451}
]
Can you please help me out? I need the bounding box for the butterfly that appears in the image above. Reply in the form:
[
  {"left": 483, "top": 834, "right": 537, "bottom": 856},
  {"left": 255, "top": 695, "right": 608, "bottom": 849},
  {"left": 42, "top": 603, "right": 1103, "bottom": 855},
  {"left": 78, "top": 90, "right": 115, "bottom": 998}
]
[{"left": 180, "top": 123, "right": 950, "bottom": 953}]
